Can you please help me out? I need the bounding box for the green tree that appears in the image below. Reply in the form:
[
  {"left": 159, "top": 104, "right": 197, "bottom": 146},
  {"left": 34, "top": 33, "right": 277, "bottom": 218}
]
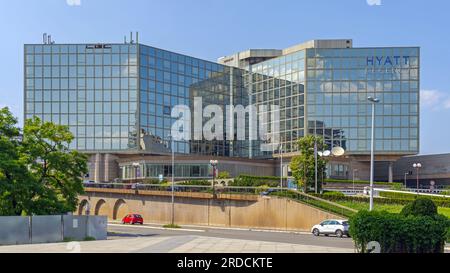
[
  {"left": 0, "top": 107, "right": 35, "bottom": 216},
  {"left": 0, "top": 107, "right": 88, "bottom": 216},
  {"left": 289, "top": 135, "right": 328, "bottom": 193},
  {"left": 21, "top": 117, "right": 88, "bottom": 215}
]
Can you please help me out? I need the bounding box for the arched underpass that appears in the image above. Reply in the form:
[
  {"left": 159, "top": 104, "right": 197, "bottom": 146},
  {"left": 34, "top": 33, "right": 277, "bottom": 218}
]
[
  {"left": 78, "top": 199, "right": 90, "bottom": 215},
  {"left": 113, "top": 199, "right": 130, "bottom": 220},
  {"left": 78, "top": 189, "right": 342, "bottom": 232},
  {"left": 95, "top": 199, "right": 109, "bottom": 216}
]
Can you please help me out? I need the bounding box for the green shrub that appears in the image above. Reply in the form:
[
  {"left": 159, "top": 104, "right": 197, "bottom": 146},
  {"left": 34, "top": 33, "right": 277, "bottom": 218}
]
[
  {"left": 255, "top": 185, "right": 269, "bottom": 194},
  {"left": 401, "top": 197, "right": 438, "bottom": 217},
  {"left": 271, "top": 190, "right": 356, "bottom": 218},
  {"left": 84, "top": 236, "right": 96, "bottom": 241},
  {"left": 217, "top": 171, "right": 230, "bottom": 179},
  {"left": 350, "top": 207, "right": 449, "bottom": 253},
  {"left": 324, "top": 179, "right": 399, "bottom": 186},
  {"left": 179, "top": 180, "right": 211, "bottom": 186},
  {"left": 379, "top": 191, "right": 450, "bottom": 207},
  {"left": 142, "top": 178, "right": 166, "bottom": 184},
  {"left": 230, "top": 175, "right": 283, "bottom": 187},
  {"left": 322, "top": 191, "right": 345, "bottom": 198}
]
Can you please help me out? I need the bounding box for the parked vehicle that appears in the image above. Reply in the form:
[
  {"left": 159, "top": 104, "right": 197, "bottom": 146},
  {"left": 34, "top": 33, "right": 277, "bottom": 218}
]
[
  {"left": 121, "top": 214, "right": 144, "bottom": 225},
  {"left": 311, "top": 219, "right": 350, "bottom": 238}
]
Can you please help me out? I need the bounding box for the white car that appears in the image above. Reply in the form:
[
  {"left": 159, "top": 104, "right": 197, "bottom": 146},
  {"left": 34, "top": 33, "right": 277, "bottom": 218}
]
[{"left": 311, "top": 219, "right": 350, "bottom": 238}]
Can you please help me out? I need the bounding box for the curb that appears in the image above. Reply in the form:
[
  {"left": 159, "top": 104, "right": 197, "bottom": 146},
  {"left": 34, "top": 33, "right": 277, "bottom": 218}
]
[
  {"left": 108, "top": 221, "right": 312, "bottom": 235},
  {"left": 108, "top": 223, "right": 205, "bottom": 233}
]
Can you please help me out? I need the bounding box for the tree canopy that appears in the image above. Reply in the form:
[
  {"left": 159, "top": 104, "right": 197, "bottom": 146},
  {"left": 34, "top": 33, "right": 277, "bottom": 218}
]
[
  {"left": 0, "top": 107, "right": 87, "bottom": 216},
  {"left": 289, "top": 135, "right": 328, "bottom": 193}
]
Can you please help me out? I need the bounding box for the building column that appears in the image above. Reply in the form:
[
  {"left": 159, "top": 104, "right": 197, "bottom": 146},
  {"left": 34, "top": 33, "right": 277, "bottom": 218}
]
[
  {"left": 94, "top": 153, "right": 103, "bottom": 183},
  {"left": 104, "top": 153, "right": 111, "bottom": 182},
  {"left": 388, "top": 161, "right": 394, "bottom": 183}
]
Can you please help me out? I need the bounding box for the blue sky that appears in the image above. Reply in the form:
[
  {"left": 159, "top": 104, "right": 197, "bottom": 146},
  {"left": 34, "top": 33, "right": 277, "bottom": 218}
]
[{"left": 0, "top": 0, "right": 449, "bottom": 154}]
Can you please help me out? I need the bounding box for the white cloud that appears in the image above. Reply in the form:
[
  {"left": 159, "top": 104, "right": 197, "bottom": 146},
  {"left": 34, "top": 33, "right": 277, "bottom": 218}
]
[
  {"left": 66, "top": 0, "right": 81, "bottom": 6},
  {"left": 444, "top": 99, "right": 450, "bottom": 109},
  {"left": 367, "top": 0, "right": 382, "bottom": 6},
  {"left": 421, "top": 89, "right": 450, "bottom": 110}
]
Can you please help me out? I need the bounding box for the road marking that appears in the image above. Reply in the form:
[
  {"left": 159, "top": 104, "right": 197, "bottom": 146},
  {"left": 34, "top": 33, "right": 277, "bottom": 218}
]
[
  {"left": 108, "top": 223, "right": 205, "bottom": 233},
  {"left": 173, "top": 223, "right": 312, "bottom": 235},
  {"left": 109, "top": 221, "right": 313, "bottom": 235}
]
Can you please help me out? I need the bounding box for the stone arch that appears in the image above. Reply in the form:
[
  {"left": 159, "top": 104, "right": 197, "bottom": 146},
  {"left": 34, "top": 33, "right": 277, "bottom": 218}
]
[
  {"left": 94, "top": 199, "right": 108, "bottom": 216},
  {"left": 113, "top": 199, "right": 129, "bottom": 220},
  {"left": 78, "top": 199, "right": 90, "bottom": 215}
]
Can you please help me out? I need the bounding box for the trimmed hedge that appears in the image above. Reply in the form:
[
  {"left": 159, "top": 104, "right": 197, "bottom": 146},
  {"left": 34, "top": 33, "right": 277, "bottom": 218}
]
[
  {"left": 271, "top": 191, "right": 356, "bottom": 218},
  {"left": 350, "top": 207, "right": 449, "bottom": 253},
  {"left": 179, "top": 180, "right": 211, "bottom": 186},
  {"left": 379, "top": 192, "right": 450, "bottom": 207},
  {"left": 313, "top": 193, "right": 450, "bottom": 208},
  {"left": 230, "top": 175, "right": 286, "bottom": 187},
  {"left": 325, "top": 179, "right": 401, "bottom": 187},
  {"left": 380, "top": 191, "right": 450, "bottom": 202}
]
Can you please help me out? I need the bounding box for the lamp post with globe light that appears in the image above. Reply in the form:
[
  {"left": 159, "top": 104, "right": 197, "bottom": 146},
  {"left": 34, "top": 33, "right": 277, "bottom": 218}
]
[
  {"left": 413, "top": 163, "right": 422, "bottom": 192},
  {"left": 368, "top": 96, "right": 380, "bottom": 211},
  {"left": 210, "top": 160, "right": 218, "bottom": 197}
]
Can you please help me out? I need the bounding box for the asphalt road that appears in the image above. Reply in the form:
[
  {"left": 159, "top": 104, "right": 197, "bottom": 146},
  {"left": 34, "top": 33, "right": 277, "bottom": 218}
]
[{"left": 107, "top": 223, "right": 355, "bottom": 250}]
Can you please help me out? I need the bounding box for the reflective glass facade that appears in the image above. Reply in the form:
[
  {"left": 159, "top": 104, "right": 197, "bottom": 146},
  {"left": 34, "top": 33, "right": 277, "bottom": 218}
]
[
  {"left": 247, "top": 50, "right": 306, "bottom": 155},
  {"left": 138, "top": 45, "right": 250, "bottom": 157},
  {"left": 305, "top": 47, "right": 419, "bottom": 155},
  {"left": 24, "top": 42, "right": 420, "bottom": 159},
  {"left": 24, "top": 43, "right": 252, "bottom": 156},
  {"left": 24, "top": 44, "right": 139, "bottom": 151},
  {"left": 246, "top": 47, "right": 419, "bottom": 155}
]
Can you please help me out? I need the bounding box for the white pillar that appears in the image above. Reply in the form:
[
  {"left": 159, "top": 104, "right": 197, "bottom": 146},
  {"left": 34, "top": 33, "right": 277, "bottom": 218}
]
[{"left": 388, "top": 162, "right": 394, "bottom": 183}]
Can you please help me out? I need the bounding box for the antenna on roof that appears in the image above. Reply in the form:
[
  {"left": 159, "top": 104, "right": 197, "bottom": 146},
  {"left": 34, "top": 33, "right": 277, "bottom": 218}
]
[
  {"left": 130, "top": 31, "right": 134, "bottom": 44},
  {"left": 43, "top": 33, "right": 48, "bottom": 44}
]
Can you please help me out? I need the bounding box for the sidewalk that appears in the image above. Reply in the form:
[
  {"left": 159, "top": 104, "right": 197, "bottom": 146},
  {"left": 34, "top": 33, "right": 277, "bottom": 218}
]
[{"left": 0, "top": 235, "right": 354, "bottom": 253}]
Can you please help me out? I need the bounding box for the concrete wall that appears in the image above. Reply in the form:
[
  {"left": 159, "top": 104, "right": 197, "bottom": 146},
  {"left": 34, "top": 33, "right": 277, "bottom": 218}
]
[{"left": 79, "top": 192, "right": 341, "bottom": 232}]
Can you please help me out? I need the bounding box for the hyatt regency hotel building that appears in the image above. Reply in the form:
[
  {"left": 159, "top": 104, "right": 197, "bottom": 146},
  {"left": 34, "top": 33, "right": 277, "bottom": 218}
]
[{"left": 23, "top": 38, "right": 420, "bottom": 183}]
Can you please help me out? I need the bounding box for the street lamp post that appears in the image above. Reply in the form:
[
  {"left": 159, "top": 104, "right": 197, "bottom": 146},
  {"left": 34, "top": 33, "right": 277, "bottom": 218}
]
[
  {"left": 314, "top": 139, "right": 318, "bottom": 194},
  {"left": 368, "top": 96, "right": 380, "bottom": 211},
  {"left": 352, "top": 169, "right": 358, "bottom": 192},
  {"left": 210, "top": 160, "right": 218, "bottom": 197},
  {"left": 280, "top": 144, "right": 283, "bottom": 189},
  {"left": 404, "top": 172, "right": 409, "bottom": 188},
  {"left": 170, "top": 136, "right": 175, "bottom": 225},
  {"left": 132, "top": 162, "right": 140, "bottom": 183},
  {"left": 165, "top": 135, "right": 175, "bottom": 226},
  {"left": 413, "top": 163, "right": 422, "bottom": 192}
]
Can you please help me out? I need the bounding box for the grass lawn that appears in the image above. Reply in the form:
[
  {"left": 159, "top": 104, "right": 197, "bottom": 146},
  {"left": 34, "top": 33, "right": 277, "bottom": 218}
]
[{"left": 334, "top": 200, "right": 450, "bottom": 218}]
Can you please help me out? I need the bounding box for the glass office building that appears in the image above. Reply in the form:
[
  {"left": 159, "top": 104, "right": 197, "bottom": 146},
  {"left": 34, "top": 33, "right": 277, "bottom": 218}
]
[
  {"left": 24, "top": 43, "right": 250, "bottom": 156},
  {"left": 24, "top": 43, "right": 139, "bottom": 151},
  {"left": 247, "top": 46, "right": 419, "bottom": 155},
  {"left": 24, "top": 38, "right": 420, "bottom": 182}
]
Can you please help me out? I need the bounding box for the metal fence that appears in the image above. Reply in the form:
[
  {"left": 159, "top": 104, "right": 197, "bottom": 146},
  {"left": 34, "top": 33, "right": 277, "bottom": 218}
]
[
  {"left": 0, "top": 215, "right": 107, "bottom": 246},
  {"left": 83, "top": 182, "right": 286, "bottom": 195}
]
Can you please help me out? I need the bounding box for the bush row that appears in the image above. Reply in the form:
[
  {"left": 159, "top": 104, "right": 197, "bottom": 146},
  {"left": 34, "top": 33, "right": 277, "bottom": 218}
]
[
  {"left": 312, "top": 192, "right": 450, "bottom": 208},
  {"left": 324, "top": 178, "right": 400, "bottom": 186},
  {"left": 379, "top": 191, "right": 450, "bottom": 202},
  {"left": 178, "top": 180, "right": 211, "bottom": 186},
  {"left": 230, "top": 175, "right": 285, "bottom": 187},
  {"left": 271, "top": 191, "right": 356, "bottom": 218},
  {"left": 350, "top": 208, "right": 449, "bottom": 253}
]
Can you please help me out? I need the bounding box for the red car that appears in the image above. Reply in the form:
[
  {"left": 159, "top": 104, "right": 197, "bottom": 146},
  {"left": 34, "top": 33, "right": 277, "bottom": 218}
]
[{"left": 121, "top": 214, "right": 144, "bottom": 225}]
